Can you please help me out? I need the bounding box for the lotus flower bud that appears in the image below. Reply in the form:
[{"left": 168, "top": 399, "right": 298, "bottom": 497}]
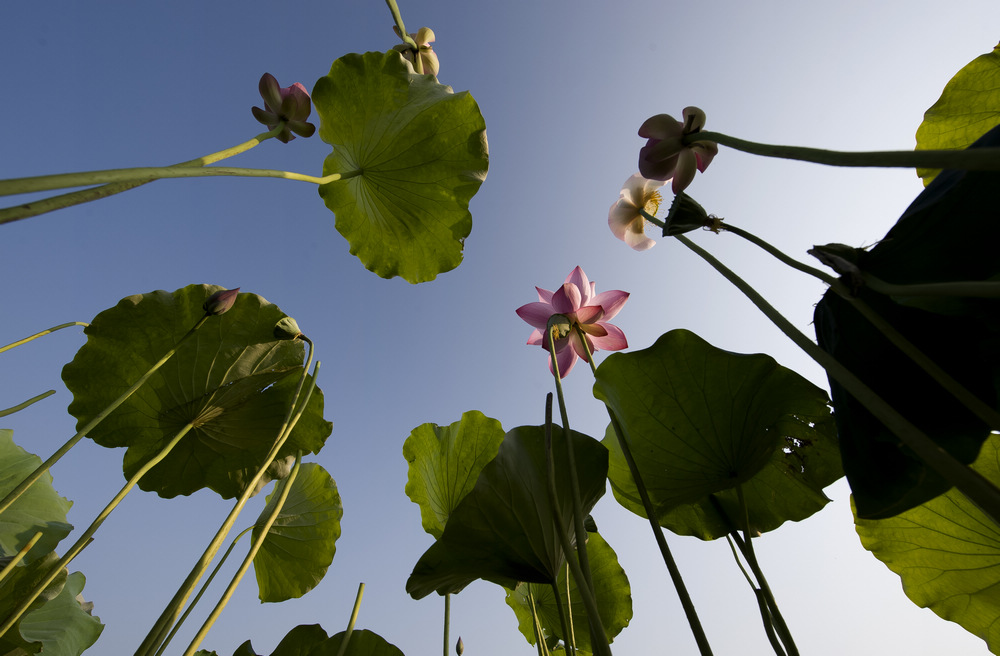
[
  {"left": 274, "top": 317, "right": 303, "bottom": 340},
  {"left": 456, "top": 637, "right": 464, "bottom": 655},
  {"left": 203, "top": 288, "right": 240, "bottom": 316}
]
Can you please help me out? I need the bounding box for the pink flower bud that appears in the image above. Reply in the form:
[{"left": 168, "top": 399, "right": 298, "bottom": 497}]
[{"left": 203, "top": 288, "right": 240, "bottom": 316}]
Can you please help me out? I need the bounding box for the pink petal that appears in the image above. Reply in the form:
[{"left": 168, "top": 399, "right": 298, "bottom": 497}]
[
  {"left": 535, "top": 287, "right": 554, "bottom": 303},
  {"left": 552, "top": 283, "right": 581, "bottom": 313},
  {"left": 578, "top": 321, "right": 608, "bottom": 337},
  {"left": 516, "top": 302, "right": 556, "bottom": 329},
  {"left": 552, "top": 345, "right": 578, "bottom": 378},
  {"left": 565, "top": 266, "right": 589, "bottom": 292},
  {"left": 590, "top": 323, "right": 628, "bottom": 351},
  {"left": 638, "top": 114, "right": 683, "bottom": 139},
  {"left": 574, "top": 305, "right": 604, "bottom": 324},
  {"left": 591, "top": 290, "right": 629, "bottom": 320},
  {"left": 526, "top": 328, "right": 544, "bottom": 346},
  {"left": 569, "top": 330, "right": 594, "bottom": 360},
  {"left": 692, "top": 142, "right": 719, "bottom": 172},
  {"left": 671, "top": 149, "right": 697, "bottom": 194}
]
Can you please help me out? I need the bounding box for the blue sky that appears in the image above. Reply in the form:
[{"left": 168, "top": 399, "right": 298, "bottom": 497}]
[{"left": 2, "top": 1, "right": 999, "bottom": 654}]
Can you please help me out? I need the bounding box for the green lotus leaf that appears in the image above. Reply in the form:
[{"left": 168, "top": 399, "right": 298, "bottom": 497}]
[
  {"left": 406, "top": 425, "right": 608, "bottom": 599},
  {"left": 252, "top": 463, "right": 342, "bottom": 602},
  {"left": 594, "top": 329, "right": 842, "bottom": 539},
  {"left": 855, "top": 433, "right": 1000, "bottom": 653},
  {"left": 403, "top": 410, "right": 505, "bottom": 539},
  {"left": 916, "top": 43, "right": 1000, "bottom": 184},
  {"left": 313, "top": 50, "right": 489, "bottom": 283},
  {"left": 61, "top": 284, "right": 332, "bottom": 499},
  {"left": 18, "top": 571, "right": 103, "bottom": 656},
  {"left": 242, "top": 624, "right": 403, "bottom": 656},
  {"left": 0, "top": 430, "right": 73, "bottom": 563},
  {"left": 324, "top": 630, "right": 405, "bottom": 656},
  {"left": 0, "top": 551, "right": 68, "bottom": 655},
  {"left": 505, "top": 531, "right": 632, "bottom": 653}
]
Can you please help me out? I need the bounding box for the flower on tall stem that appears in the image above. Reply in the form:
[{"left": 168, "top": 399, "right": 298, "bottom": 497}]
[
  {"left": 638, "top": 107, "right": 718, "bottom": 193},
  {"left": 393, "top": 26, "right": 440, "bottom": 77},
  {"left": 251, "top": 73, "right": 316, "bottom": 143},
  {"left": 609, "top": 173, "right": 666, "bottom": 251},
  {"left": 516, "top": 266, "right": 628, "bottom": 377}
]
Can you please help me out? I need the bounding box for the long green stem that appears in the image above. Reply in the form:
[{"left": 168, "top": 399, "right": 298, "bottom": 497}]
[
  {"left": 153, "top": 527, "right": 256, "bottom": 656},
  {"left": 734, "top": 485, "right": 798, "bottom": 656},
  {"left": 549, "top": 582, "right": 575, "bottom": 656},
  {"left": 182, "top": 453, "right": 303, "bottom": 656},
  {"left": 0, "top": 166, "right": 360, "bottom": 198},
  {"left": 863, "top": 273, "right": 1000, "bottom": 299},
  {"left": 687, "top": 131, "right": 1000, "bottom": 170},
  {"left": 0, "top": 390, "right": 55, "bottom": 417},
  {"left": 0, "top": 314, "right": 210, "bottom": 516},
  {"left": 0, "top": 532, "right": 42, "bottom": 587},
  {"left": 547, "top": 333, "right": 601, "bottom": 603},
  {"left": 443, "top": 593, "right": 451, "bottom": 656},
  {"left": 527, "top": 586, "right": 550, "bottom": 656},
  {"left": 0, "top": 322, "right": 88, "bottom": 353},
  {"left": 135, "top": 349, "right": 317, "bottom": 656},
  {"left": 0, "top": 126, "right": 284, "bottom": 225},
  {"left": 0, "top": 422, "right": 194, "bottom": 640},
  {"left": 720, "top": 222, "right": 1000, "bottom": 430},
  {"left": 544, "top": 352, "right": 610, "bottom": 656},
  {"left": 674, "top": 233, "right": 1000, "bottom": 525},
  {"left": 335, "top": 583, "right": 366, "bottom": 656},
  {"left": 584, "top": 347, "right": 714, "bottom": 656},
  {"left": 384, "top": 0, "right": 418, "bottom": 50}
]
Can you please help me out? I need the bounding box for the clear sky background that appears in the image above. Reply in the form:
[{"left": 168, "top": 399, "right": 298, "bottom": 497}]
[{"left": 2, "top": 1, "right": 999, "bottom": 654}]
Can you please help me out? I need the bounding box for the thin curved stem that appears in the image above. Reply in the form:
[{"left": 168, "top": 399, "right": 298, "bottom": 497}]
[
  {"left": 720, "top": 222, "right": 1000, "bottom": 430},
  {"left": 864, "top": 274, "right": 1000, "bottom": 299},
  {"left": 544, "top": 346, "right": 610, "bottom": 656},
  {"left": 384, "top": 0, "right": 418, "bottom": 50},
  {"left": 153, "top": 526, "right": 255, "bottom": 656},
  {"left": 0, "top": 390, "right": 55, "bottom": 417},
  {"left": 0, "top": 314, "right": 210, "bottom": 516},
  {"left": 0, "top": 322, "right": 88, "bottom": 353},
  {"left": 687, "top": 131, "right": 1000, "bottom": 170},
  {"left": 135, "top": 349, "right": 318, "bottom": 656},
  {"left": 735, "top": 485, "right": 798, "bottom": 656},
  {"left": 182, "top": 452, "right": 303, "bottom": 656},
  {"left": 0, "top": 532, "right": 43, "bottom": 587},
  {"left": 583, "top": 345, "right": 714, "bottom": 656},
  {"left": 0, "top": 126, "right": 284, "bottom": 225},
  {"left": 0, "top": 422, "right": 195, "bottom": 640},
  {"left": 1, "top": 166, "right": 360, "bottom": 198},
  {"left": 527, "top": 586, "right": 550, "bottom": 656},
  {"left": 673, "top": 233, "right": 1000, "bottom": 526},
  {"left": 335, "top": 583, "right": 366, "bottom": 656},
  {"left": 549, "top": 582, "right": 575, "bottom": 656}
]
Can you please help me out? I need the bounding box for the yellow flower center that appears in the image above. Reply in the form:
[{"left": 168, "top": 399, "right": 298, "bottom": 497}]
[{"left": 643, "top": 190, "right": 662, "bottom": 217}]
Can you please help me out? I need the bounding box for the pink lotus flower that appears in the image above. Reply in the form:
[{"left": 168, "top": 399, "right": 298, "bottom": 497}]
[
  {"left": 609, "top": 173, "right": 666, "bottom": 251},
  {"left": 393, "top": 26, "right": 440, "bottom": 77},
  {"left": 516, "top": 267, "right": 629, "bottom": 377},
  {"left": 251, "top": 73, "right": 316, "bottom": 144},
  {"left": 638, "top": 107, "right": 718, "bottom": 193}
]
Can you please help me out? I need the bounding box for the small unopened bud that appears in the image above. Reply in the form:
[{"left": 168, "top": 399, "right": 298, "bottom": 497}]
[
  {"left": 203, "top": 288, "right": 240, "bottom": 316},
  {"left": 456, "top": 637, "right": 464, "bottom": 655},
  {"left": 274, "top": 317, "right": 303, "bottom": 340}
]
